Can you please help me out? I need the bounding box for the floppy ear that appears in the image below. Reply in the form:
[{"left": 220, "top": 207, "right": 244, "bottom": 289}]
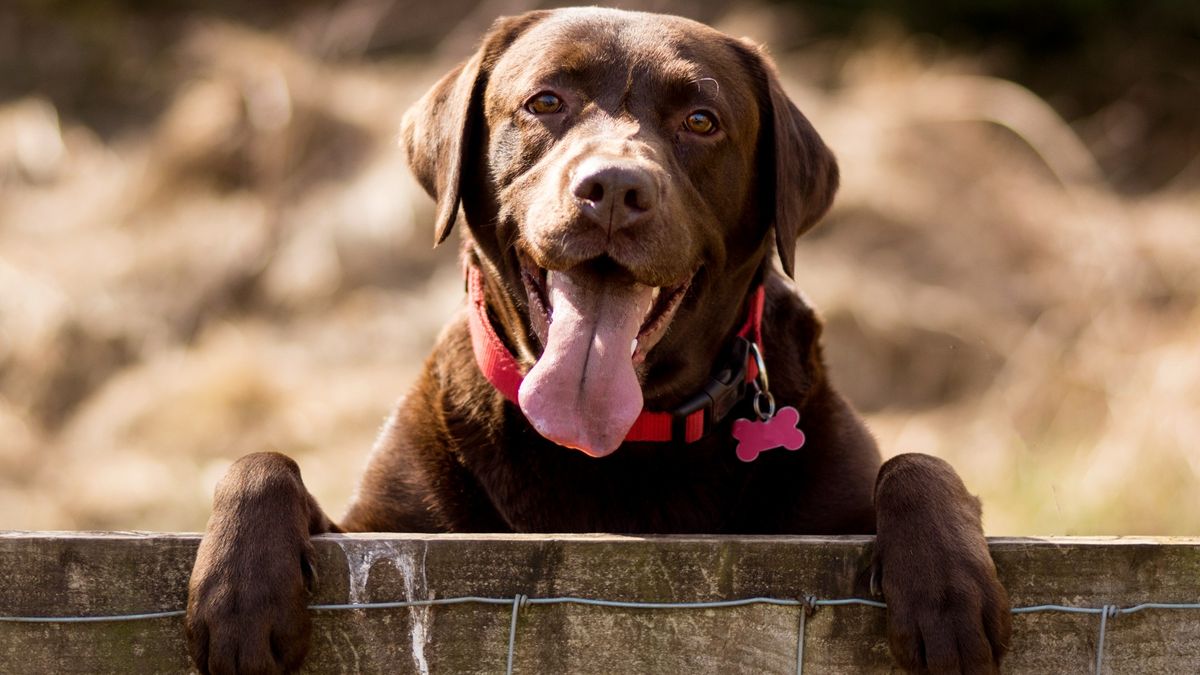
[
  {"left": 401, "top": 12, "right": 551, "bottom": 246},
  {"left": 739, "top": 43, "right": 839, "bottom": 278}
]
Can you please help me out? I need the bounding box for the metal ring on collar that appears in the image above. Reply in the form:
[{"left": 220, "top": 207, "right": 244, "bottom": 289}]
[
  {"left": 753, "top": 390, "right": 776, "bottom": 420},
  {"left": 748, "top": 341, "right": 769, "bottom": 392}
]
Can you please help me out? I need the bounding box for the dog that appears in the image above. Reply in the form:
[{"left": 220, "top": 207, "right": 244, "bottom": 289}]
[{"left": 186, "top": 8, "right": 1011, "bottom": 673}]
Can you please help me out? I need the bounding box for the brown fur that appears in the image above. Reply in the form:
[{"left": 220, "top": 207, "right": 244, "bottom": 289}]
[{"left": 187, "top": 8, "right": 1011, "bottom": 673}]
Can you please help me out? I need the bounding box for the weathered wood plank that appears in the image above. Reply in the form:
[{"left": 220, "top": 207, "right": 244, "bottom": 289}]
[{"left": 0, "top": 533, "right": 1197, "bottom": 673}]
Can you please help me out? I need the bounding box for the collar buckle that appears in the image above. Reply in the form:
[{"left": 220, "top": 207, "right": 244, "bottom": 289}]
[{"left": 670, "top": 337, "right": 752, "bottom": 437}]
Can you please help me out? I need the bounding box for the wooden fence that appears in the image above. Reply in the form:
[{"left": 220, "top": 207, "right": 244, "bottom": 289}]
[{"left": 1, "top": 533, "right": 1197, "bottom": 673}]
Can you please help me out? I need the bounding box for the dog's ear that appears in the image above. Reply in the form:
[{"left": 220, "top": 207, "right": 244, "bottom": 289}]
[
  {"left": 736, "top": 41, "right": 839, "bottom": 278},
  {"left": 402, "top": 12, "right": 551, "bottom": 246}
]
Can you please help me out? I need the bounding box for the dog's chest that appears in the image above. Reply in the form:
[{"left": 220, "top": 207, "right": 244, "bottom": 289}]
[{"left": 477, "top": 430, "right": 764, "bottom": 533}]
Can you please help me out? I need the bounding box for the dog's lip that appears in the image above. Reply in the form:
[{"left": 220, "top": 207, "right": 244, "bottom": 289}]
[
  {"left": 633, "top": 279, "right": 690, "bottom": 362},
  {"left": 520, "top": 257, "right": 552, "bottom": 349},
  {"left": 518, "top": 252, "right": 692, "bottom": 363}
]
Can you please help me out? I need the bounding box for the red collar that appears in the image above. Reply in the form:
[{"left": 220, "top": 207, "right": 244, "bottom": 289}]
[{"left": 465, "top": 262, "right": 765, "bottom": 444}]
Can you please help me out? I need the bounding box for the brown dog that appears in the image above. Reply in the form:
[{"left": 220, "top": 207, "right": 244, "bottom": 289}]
[{"left": 186, "top": 8, "right": 1011, "bottom": 673}]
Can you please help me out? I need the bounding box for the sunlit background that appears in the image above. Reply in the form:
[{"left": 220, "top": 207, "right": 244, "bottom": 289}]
[{"left": 1, "top": 1, "right": 1197, "bottom": 534}]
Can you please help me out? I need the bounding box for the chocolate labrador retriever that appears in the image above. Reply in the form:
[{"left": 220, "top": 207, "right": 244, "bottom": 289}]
[{"left": 187, "top": 7, "right": 1011, "bottom": 673}]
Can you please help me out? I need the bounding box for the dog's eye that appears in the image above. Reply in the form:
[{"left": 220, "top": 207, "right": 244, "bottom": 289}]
[
  {"left": 525, "top": 92, "right": 564, "bottom": 115},
  {"left": 683, "top": 111, "right": 717, "bottom": 135}
]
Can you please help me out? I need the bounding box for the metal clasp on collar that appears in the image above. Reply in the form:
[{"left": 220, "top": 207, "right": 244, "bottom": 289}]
[
  {"left": 670, "top": 337, "right": 751, "bottom": 427},
  {"left": 748, "top": 341, "right": 775, "bottom": 421}
]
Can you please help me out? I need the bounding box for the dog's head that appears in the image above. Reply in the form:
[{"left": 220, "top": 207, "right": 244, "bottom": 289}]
[{"left": 403, "top": 8, "right": 837, "bottom": 456}]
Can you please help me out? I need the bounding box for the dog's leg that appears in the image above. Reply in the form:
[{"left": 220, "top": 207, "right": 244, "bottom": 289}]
[
  {"left": 873, "top": 453, "right": 1012, "bottom": 674},
  {"left": 186, "top": 452, "right": 338, "bottom": 675}
]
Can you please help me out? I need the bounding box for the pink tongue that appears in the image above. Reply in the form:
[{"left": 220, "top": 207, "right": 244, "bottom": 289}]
[{"left": 518, "top": 270, "right": 653, "bottom": 457}]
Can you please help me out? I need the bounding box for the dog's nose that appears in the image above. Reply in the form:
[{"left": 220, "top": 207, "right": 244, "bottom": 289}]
[{"left": 570, "top": 158, "right": 657, "bottom": 232}]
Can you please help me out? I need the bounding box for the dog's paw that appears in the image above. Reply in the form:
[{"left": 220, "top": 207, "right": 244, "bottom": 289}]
[
  {"left": 875, "top": 549, "right": 1011, "bottom": 674},
  {"left": 186, "top": 530, "right": 316, "bottom": 675},
  {"left": 873, "top": 453, "right": 1012, "bottom": 673},
  {"left": 186, "top": 453, "right": 322, "bottom": 674}
]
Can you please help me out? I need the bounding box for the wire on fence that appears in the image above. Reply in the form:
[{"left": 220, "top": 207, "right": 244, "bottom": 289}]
[{"left": 3, "top": 597, "right": 1200, "bottom": 674}]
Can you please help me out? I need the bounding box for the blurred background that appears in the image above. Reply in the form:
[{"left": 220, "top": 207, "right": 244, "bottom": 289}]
[{"left": 1, "top": 0, "right": 1197, "bottom": 535}]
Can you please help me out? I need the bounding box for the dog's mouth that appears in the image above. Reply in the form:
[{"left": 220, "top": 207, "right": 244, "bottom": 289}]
[
  {"left": 516, "top": 252, "right": 693, "bottom": 457},
  {"left": 519, "top": 254, "right": 691, "bottom": 364}
]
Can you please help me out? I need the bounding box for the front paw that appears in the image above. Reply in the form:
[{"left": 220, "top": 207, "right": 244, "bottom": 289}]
[
  {"left": 875, "top": 548, "right": 1011, "bottom": 674},
  {"left": 874, "top": 454, "right": 1012, "bottom": 674},
  {"left": 186, "top": 453, "right": 321, "bottom": 674},
  {"left": 186, "top": 535, "right": 316, "bottom": 674}
]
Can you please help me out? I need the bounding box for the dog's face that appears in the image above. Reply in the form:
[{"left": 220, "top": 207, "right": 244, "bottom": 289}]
[{"left": 403, "top": 8, "right": 837, "bottom": 456}]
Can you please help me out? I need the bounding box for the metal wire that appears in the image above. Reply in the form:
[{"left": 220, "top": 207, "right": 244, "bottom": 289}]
[
  {"left": 0, "top": 609, "right": 186, "bottom": 623},
  {"left": 1096, "top": 605, "right": 1116, "bottom": 674},
  {"left": 3, "top": 595, "right": 1198, "bottom": 674},
  {"left": 506, "top": 594, "right": 526, "bottom": 675}
]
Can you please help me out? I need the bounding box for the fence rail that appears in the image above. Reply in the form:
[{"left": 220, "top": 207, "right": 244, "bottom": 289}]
[{"left": 1, "top": 533, "right": 1197, "bottom": 673}]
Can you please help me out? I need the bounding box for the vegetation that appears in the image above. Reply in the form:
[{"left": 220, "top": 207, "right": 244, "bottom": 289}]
[{"left": 0, "top": 1, "right": 1196, "bottom": 534}]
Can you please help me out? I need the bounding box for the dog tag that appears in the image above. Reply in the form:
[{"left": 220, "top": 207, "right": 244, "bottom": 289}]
[{"left": 732, "top": 406, "right": 805, "bottom": 462}]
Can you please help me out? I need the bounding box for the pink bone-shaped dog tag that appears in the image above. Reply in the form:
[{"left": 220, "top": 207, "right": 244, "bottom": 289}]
[{"left": 732, "top": 406, "right": 806, "bottom": 462}]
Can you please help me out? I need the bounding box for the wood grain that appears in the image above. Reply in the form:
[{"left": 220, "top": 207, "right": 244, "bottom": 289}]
[{"left": 1, "top": 533, "right": 1197, "bottom": 673}]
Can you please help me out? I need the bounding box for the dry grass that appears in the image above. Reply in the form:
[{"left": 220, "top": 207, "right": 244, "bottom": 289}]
[{"left": 1, "top": 5, "right": 1196, "bottom": 534}]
